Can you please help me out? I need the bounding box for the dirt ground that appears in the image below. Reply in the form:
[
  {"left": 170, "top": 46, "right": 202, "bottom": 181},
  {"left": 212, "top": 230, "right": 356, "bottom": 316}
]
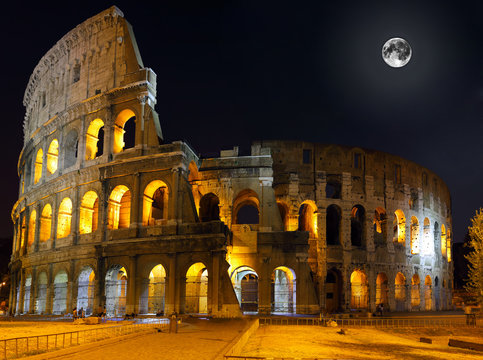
[{"left": 241, "top": 325, "right": 483, "bottom": 359}]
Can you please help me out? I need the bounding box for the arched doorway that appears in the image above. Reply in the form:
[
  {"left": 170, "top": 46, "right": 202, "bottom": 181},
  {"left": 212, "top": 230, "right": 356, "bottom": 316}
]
[
  {"left": 53, "top": 271, "right": 68, "bottom": 314},
  {"left": 77, "top": 267, "right": 95, "bottom": 316},
  {"left": 376, "top": 273, "right": 388, "bottom": 307},
  {"left": 230, "top": 266, "right": 259, "bottom": 312},
  {"left": 326, "top": 205, "right": 341, "bottom": 245},
  {"left": 105, "top": 266, "right": 127, "bottom": 317},
  {"left": 199, "top": 193, "right": 220, "bottom": 222},
  {"left": 185, "top": 263, "right": 208, "bottom": 314},
  {"left": 35, "top": 272, "right": 48, "bottom": 314},
  {"left": 411, "top": 274, "right": 420, "bottom": 309},
  {"left": 424, "top": 275, "right": 432, "bottom": 311},
  {"left": 395, "top": 272, "right": 406, "bottom": 311},
  {"left": 23, "top": 275, "right": 32, "bottom": 314},
  {"left": 271, "top": 266, "right": 296, "bottom": 313},
  {"left": 350, "top": 270, "right": 368, "bottom": 309},
  {"left": 351, "top": 205, "right": 365, "bottom": 247},
  {"left": 140, "top": 264, "right": 166, "bottom": 315},
  {"left": 143, "top": 180, "right": 169, "bottom": 226},
  {"left": 325, "top": 269, "right": 342, "bottom": 312}
]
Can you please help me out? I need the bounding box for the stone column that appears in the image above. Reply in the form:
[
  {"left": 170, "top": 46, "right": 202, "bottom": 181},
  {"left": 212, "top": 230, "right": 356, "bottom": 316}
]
[
  {"left": 126, "top": 256, "right": 137, "bottom": 314},
  {"left": 45, "top": 265, "right": 53, "bottom": 314},
  {"left": 257, "top": 257, "right": 271, "bottom": 315},
  {"left": 165, "top": 253, "right": 176, "bottom": 315},
  {"left": 29, "top": 269, "right": 37, "bottom": 314},
  {"left": 210, "top": 251, "right": 222, "bottom": 315},
  {"left": 131, "top": 172, "right": 141, "bottom": 229},
  {"left": 18, "top": 270, "right": 25, "bottom": 314}
]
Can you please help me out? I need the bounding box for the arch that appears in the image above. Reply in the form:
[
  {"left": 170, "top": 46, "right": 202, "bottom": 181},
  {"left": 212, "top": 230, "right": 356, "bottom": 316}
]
[
  {"left": 85, "top": 119, "right": 105, "bottom": 160},
  {"left": 325, "top": 177, "right": 341, "bottom": 199},
  {"left": 325, "top": 268, "right": 342, "bottom": 312},
  {"left": 23, "top": 275, "right": 32, "bottom": 314},
  {"left": 233, "top": 189, "right": 259, "bottom": 225},
  {"left": 411, "top": 274, "right": 420, "bottom": 308},
  {"left": 105, "top": 265, "right": 128, "bottom": 317},
  {"left": 376, "top": 273, "right": 388, "bottom": 306},
  {"left": 113, "top": 109, "right": 136, "bottom": 153},
  {"left": 326, "top": 205, "right": 341, "bottom": 245},
  {"left": 35, "top": 271, "right": 48, "bottom": 314},
  {"left": 139, "top": 264, "right": 166, "bottom": 315},
  {"left": 77, "top": 266, "right": 95, "bottom": 316},
  {"left": 351, "top": 205, "right": 365, "bottom": 247},
  {"left": 185, "top": 262, "right": 208, "bottom": 314},
  {"left": 188, "top": 161, "right": 200, "bottom": 182},
  {"left": 298, "top": 201, "right": 317, "bottom": 238},
  {"left": 395, "top": 272, "right": 406, "bottom": 311},
  {"left": 230, "top": 266, "right": 259, "bottom": 312},
  {"left": 422, "top": 218, "right": 431, "bottom": 255},
  {"left": 79, "top": 191, "right": 99, "bottom": 234},
  {"left": 271, "top": 266, "right": 296, "bottom": 313},
  {"left": 373, "top": 207, "right": 387, "bottom": 245},
  {"left": 28, "top": 210, "right": 36, "bottom": 247},
  {"left": 441, "top": 224, "right": 447, "bottom": 258},
  {"left": 410, "top": 216, "right": 420, "bottom": 254},
  {"left": 46, "top": 139, "right": 59, "bottom": 175},
  {"left": 142, "top": 180, "right": 169, "bottom": 226},
  {"left": 424, "top": 275, "right": 432, "bottom": 311},
  {"left": 57, "top": 197, "right": 72, "bottom": 238},
  {"left": 64, "top": 129, "right": 79, "bottom": 168},
  {"left": 277, "top": 201, "right": 289, "bottom": 231},
  {"left": 20, "top": 215, "right": 26, "bottom": 251},
  {"left": 53, "top": 270, "right": 68, "bottom": 314},
  {"left": 199, "top": 193, "right": 220, "bottom": 222},
  {"left": 108, "top": 185, "right": 131, "bottom": 229},
  {"left": 393, "top": 209, "right": 406, "bottom": 244},
  {"left": 350, "top": 270, "right": 368, "bottom": 309},
  {"left": 446, "top": 227, "right": 452, "bottom": 262},
  {"left": 39, "top": 204, "right": 52, "bottom": 242},
  {"left": 34, "top": 148, "right": 43, "bottom": 184}
]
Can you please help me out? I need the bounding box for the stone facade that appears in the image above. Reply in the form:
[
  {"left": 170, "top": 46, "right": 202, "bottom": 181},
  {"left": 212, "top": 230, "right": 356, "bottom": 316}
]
[{"left": 9, "top": 7, "right": 453, "bottom": 318}]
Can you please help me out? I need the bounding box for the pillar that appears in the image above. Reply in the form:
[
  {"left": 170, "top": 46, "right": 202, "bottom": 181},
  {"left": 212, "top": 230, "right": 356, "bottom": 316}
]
[
  {"left": 257, "top": 257, "right": 271, "bottom": 315},
  {"left": 126, "top": 256, "right": 137, "bottom": 314},
  {"left": 166, "top": 253, "right": 176, "bottom": 315}
]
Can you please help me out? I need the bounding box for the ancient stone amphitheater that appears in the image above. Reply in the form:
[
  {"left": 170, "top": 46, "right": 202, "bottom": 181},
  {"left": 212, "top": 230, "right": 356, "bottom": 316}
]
[{"left": 9, "top": 7, "right": 453, "bottom": 318}]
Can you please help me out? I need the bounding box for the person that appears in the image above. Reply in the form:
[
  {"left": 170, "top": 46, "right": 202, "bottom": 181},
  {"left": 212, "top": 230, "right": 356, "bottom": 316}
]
[
  {"left": 169, "top": 312, "right": 178, "bottom": 333},
  {"left": 379, "top": 303, "right": 384, "bottom": 317},
  {"left": 73, "top": 307, "right": 77, "bottom": 320}
]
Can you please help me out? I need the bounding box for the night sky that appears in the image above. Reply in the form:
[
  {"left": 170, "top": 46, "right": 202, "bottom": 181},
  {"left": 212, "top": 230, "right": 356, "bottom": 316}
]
[{"left": 0, "top": 1, "right": 481, "bottom": 244}]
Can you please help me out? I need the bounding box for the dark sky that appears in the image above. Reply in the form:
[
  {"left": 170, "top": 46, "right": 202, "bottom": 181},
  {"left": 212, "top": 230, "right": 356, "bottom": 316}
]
[{"left": 0, "top": 1, "right": 481, "bottom": 243}]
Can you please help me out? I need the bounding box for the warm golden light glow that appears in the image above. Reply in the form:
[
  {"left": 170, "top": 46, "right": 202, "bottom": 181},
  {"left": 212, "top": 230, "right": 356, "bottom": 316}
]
[
  {"left": 422, "top": 218, "right": 431, "bottom": 255},
  {"left": 28, "top": 210, "right": 36, "bottom": 246},
  {"left": 375, "top": 272, "right": 388, "bottom": 305},
  {"left": 446, "top": 228, "right": 451, "bottom": 262},
  {"left": 57, "top": 197, "right": 72, "bottom": 238},
  {"left": 34, "top": 148, "right": 43, "bottom": 184},
  {"left": 46, "top": 139, "right": 59, "bottom": 174},
  {"left": 143, "top": 180, "right": 169, "bottom": 226},
  {"left": 186, "top": 262, "right": 208, "bottom": 314},
  {"left": 20, "top": 215, "right": 26, "bottom": 250},
  {"left": 410, "top": 216, "right": 419, "bottom": 254},
  {"left": 411, "top": 274, "right": 420, "bottom": 307},
  {"left": 350, "top": 270, "right": 368, "bottom": 309},
  {"left": 79, "top": 191, "right": 99, "bottom": 234},
  {"left": 108, "top": 185, "right": 131, "bottom": 229},
  {"left": 441, "top": 224, "right": 447, "bottom": 258},
  {"left": 395, "top": 272, "right": 406, "bottom": 301},
  {"left": 424, "top": 275, "right": 432, "bottom": 310},
  {"left": 298, "top": 201, "right": 317, "bottom": 238},
  {"left": 393, "top": 209, "right": 406, "bottom": 244},
  {"left": 39, "top": 204, "right": 52, "bottom": 242},
  {"left": 85, "top": 119, "right": 104, "bottom": 160},
  {"left": 113, "top": 109, "right": 135, "bottom": 153}
]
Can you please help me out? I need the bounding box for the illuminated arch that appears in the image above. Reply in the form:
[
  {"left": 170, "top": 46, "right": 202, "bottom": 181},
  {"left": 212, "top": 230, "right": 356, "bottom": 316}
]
[
  {"left": 23, "top": 275, "right": 32, "bottom": 313},
  {"left": 85, "top": 119, "right": 104, "bottom": 160},
  {"left": 39, "top": 204, "right": 52, "bottom": 242},
  {"left": 143, "top": 180, "right": 169, "bottom": 226},
  {"left": 411, "top": 274, "right": 420, "bottom": 308},
  {"left": 35, "top": 271, "right": 48, "bottom": 314},
  {"left": 108, "top": 185, "right": 131, "bottom": 229},
  {"left": 53, "top": 270, "right": 68, "bottom": 314},
  {"left": 446, "top": 227, "right": 452, "bottom": 262},
  {"left": 57, "top": 198, "right": 72, "bottom": 238},
  {"left": 77, "top": 266, "right": 95, "bottom": 316},
  {"left": 20, "top": 215, "right": 26, "bottom": 251},
  {"left": 395, "top": 272, "right": 406, "bottom": 311},
  {"left": 373, "top": 207, "right": 387, "bottom": 244},
  {"left": 298, "top": 201, "right": 317, "bottom": 238},
  {"left": 28, "top": 210, "right": 36, "bottom": 247},
  {"left": 393, "top": 209, "right": 406, "bottom": 244},
  {"left": 79, "top": 191, "right": 99, "bottom": 234},
  {"left": 271, "top": 266, "right": 296, "bottom": 313},
  {"left": 424, "top": 275, "right": 432, "bottom": 311},
  {"left": 410, "top": 216, "right": 419, "bottom": 254},
  {"left": 441, "top": 224, "right": 447, "bottom": 258},
  {"left": 105, "top": 265, "right": 128, "bottom": 316},
  {"left": 277, "top": 201, "right": 289, "bottom": 231},
  {"left": 230, "top": 266, "right": 259, "bottom": 312},
  {"left": 233, "top": 189, "right": 259, "bottom": 225},
  {"left": 113, "top": 109, "right": 136, "bottom": 153},
  {"left": 34, "top": 148, "right": 43, "bottom": 184},
  {"left": 46, "top": 139, "right": 59, "bottom": 175},
  {"left": 140, "top": 264, "right": 167, "bottom": 314},
  {"left": 376, "top": 272, "right": 388, "bottom": 306},
  {"left": 350, "top": 270, "right": 368, "bottom": 309},
  {"left": 185, "top": 262, "right": 208, "bottom": 314},
  {"left": 422, "top": 218, "right": 431, "bottom": 255}
]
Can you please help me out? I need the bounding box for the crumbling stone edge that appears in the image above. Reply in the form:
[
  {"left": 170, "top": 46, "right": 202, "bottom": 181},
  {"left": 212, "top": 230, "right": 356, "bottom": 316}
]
[{"left": 214, "top": 319, "right": 260, "bottom": 360}]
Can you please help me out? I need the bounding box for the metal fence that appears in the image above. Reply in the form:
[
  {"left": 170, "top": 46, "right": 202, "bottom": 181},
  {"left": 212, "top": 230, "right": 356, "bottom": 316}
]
[
  {"left": 259, "top": 316, "right": 480, "bottom": 328},
  {"left": 0, "top": 319, "right": 169, "bottom": 359}
]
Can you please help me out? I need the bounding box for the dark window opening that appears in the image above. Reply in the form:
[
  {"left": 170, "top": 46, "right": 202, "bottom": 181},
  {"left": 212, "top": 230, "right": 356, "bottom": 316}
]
[
  {"left": 354, "top": 153, "right": 362, "bottom": 169},
  {"left": 123, "top": 117, "right": 136, "bottom": 149},
  {"left": 326, "top": 205, "right": 341, "bottom": 245},
  {"left": 97, "top": 127, "right": 104, "bottom": 156},
  {"left": 199, "top": 193, "right": 220, "bottom": 222},
  {"left": 236, "top": 205, "right": 259, "bottom": 224},
  {"left": 326, "top": 180, "right": 341, "bottom": 199},
  {"left": 73, "top": 64, "right": 81, "bottom": 83},
  {"left": 326, "top": 293, "right": 334, "bottom": 299},
  {"left": 151, "top": 187, "right": 166, "bottom": 220},
  {"left": 95, "top": 89, "right": 101, "bottom": 95},
  {"left": 42, "top": 92, "right": 46, "bottom": 108},
  {"left": 351, "top": 205, "right": 365, "bottom": 247},
  {"left": 303, "top": 149, "right": 312, "bottom": 164}
]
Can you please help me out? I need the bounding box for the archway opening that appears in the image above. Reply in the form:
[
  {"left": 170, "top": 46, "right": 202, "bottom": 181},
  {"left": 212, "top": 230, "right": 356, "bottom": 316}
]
[
  {"left": 79, "top": 191, "right": 99, "bottom": 234},
  {"left": 105, "top": 266, "right": 128, "bottom": 317},
  {"left": 422, "top": 218, "right": 431, "bottom": 255},
  {"left": 85, "top": 119, "right": 105, "bottom": 160},
  {"left": 64, "top": 130, "right": 79, "bottom": 168},
  {"left": 441, "top": 224, "right": 447, "bottom": 258},
  {"left": 23, "top": 275, "right": 32, "bottom": 314},
  {"left": 57, "top": 198, "right": 72, "bottom": 239},
  {"left": 411, "top": 274, "right": 420, "bottom": 308},
  {"left": 271, "top": 266, "right": 296, "bottom": 313},
  {"left": 113, "top": 109, "right": 136, "bottom": 153},
  {"left": 53, "top": 271, "right": 68, "bottom": 314},
  {"left": 39, "top": 204, "right": 52, "bottom": 242},
  {"left": 140, "top": 264, "right": 166, "bottom": 315},
  {"left": 199, "top": 193, "right": 220, "bottom": 222},
  {"left": 410, "top": 216, "right": 420, "bottom": 254},
  {"left": 350, "top": 270, "right": 368, "bottom": 309},
  {"left": 77, "top": 267, "right": 95, "bottom": 316},
  {"left": 108, "top": 185, "right": 131, "bottom": 229},
  {"left": 143, "top": 180, "right": 169, "bottom": 225},
  {"left": 424, "top": 275, "right": 432, "bottom": 311},
  {"left": 376, "top": 272, "right": 388, "bottom": 306},
  {"left": 233, "top": 189, "right": 259, "bottom": 225},
  {"left": 395, "top": 272, "right": 406, "bottom": 311},
  {"left": 277, "top": 202, "right": 289, "bottom": 231},
  {"left": 351, "top": 205, "right": 365, "bottom": 247},
  {"left": 34, "top": 148, "right": 43, "bottom": 184},
  {"left": 231, "top": 266, "right": 258, "bottom": 312},
  {"left": 28, "top": 211, "right": 36, "bottom": 247},
  {"left": 298, "top": 202, "right": 317, "bottom": 238},
  {"left": 35, "top": 272, "right": 48, "bottom": 314},
  {"left": 46, "top": 139, "right": 59, "bottom": 175},
  {"left": 185, "top": 262, "right": 208, "bottom": 314},
  {"left": 325, "top": 268, "right": 342, "bottom": 313},
  {"left": 326, "top": 205, "right": 341, "bottom": 245},
  {"left": 393, "top": 210, "right": 406, "bottom": 244},
  {"left": 373, "top": 207, "right": 387, "bottom": 245}
]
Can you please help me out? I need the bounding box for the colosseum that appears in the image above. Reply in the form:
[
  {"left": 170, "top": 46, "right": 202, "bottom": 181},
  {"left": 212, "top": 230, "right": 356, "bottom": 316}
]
[{"left": 9, "top": 7, "right": 453, "bottom": 318}]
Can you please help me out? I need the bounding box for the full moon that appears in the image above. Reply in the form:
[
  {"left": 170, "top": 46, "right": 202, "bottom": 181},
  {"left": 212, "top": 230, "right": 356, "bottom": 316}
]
[{"left": 382, "top": 38, "right": 412, "bottom": 68}]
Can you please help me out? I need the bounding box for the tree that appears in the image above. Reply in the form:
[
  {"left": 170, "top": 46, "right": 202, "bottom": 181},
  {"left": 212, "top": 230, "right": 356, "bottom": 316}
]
[{"left": 465, "top": 208, "right": 483, "bottom": 304}]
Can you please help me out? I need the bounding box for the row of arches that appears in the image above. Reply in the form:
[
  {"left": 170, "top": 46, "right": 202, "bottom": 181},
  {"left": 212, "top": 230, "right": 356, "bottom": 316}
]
[{"left": 24, "top": 109, "right": 136, "bottom": 190}]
